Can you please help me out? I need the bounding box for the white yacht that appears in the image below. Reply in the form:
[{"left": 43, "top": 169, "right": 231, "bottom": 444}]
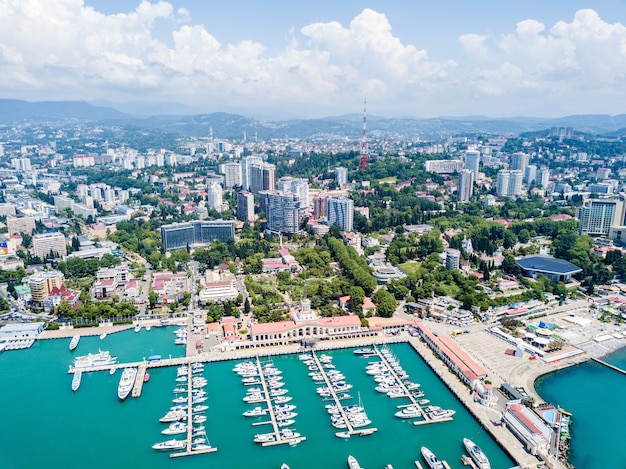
[
  {"left": 395, "top": 405, "right": 421, "bottom": 419},
  {"left": 71, "top": 371, "right": 82, "bottom": 391},
  {"left": 175, "top": 337, "right": 187, "bottom": 345},
  {"left": 347, "top": 455, "right": 363, "bottom": 469},
  {"left": 99, "top": 333, "right": 107, "bottom": 340},
  {"left": 162, "top": 422, "right": 187, "bottom": 435},
  {"left": 134, "top": 323, "right": 141, "bottom": 333},
  {"left": 152, "top": 439, "right": 186, "bottom": 451},
  {"left": 117, "top": 367, "right": 137, "bottom": 400},
  {"left": 421, "top": 446, "right": 444, "bottom": 469},
  {"left": 463, "top": 438, "right": 491, "bottom": 469},
  {"left": 69, "top": 335, "right": 80, "bottom": 351},
  {"left": 243, "top": 407, "right": 268, "bottom": 417},
  {"left": 73, "top": 350, "right": 117, "bottom": 369},
  {"left": 253, "top": 433, "right": 276, "bottom": 443},
  {"left": 160, "top": 410, "right": 186, "bottom": 423}
]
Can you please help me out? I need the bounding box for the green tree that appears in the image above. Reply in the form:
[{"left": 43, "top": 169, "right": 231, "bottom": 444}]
[{"left": 372, "top": 288, "right": 396, "bottom": 317}]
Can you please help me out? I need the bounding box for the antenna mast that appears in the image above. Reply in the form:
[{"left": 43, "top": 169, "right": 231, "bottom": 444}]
[{"left": 359, "top": 98, "right": 369, "bottom": 170}]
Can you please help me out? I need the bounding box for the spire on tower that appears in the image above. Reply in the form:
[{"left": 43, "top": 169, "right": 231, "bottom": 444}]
[{"left": 359, "top": 98, "right": 369, "bottom": 170}]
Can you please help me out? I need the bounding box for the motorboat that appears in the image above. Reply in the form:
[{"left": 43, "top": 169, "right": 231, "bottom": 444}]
[
  {"left": 192, "top": 415, "right": 207, "bottom": 424},
  {"left": 99, "top": 333, "right": 107, "bottom": 340},
  {"left": 335, "top": 431, "right": 351, "bottom": 439},
  {"left": 117, "top": 367, "right": 137, "bottom": 401},
  {"left": 162, "top": 422, "right": 187, "bottom": 435},
  {"left": 170, "top": 405, "right": 187, "bottom": 412},
  {"left": 73, "top": 350, "right": 117, "bottom": 369},
  {"left": 159, "top": 410, "right": 186, "bottom": 423},
  {"left": 134, "top": 323, "right": 141, "bottom": 333},
  {"left": 146, "top": 325, "right": 151, "bottom": 331},
  {"left": 71, "top": 371, "right": 82, "bottom": 391},
  {"left": 175, "top": 337, "right": 187, "bottom": 345},
  {"left": 173, "top": 386, "right": 187, "bottom": 394},
  {"left": 172, "top": 396, "right": 187, "bottom": 404},
  {"left": 347, "top": 455, "right": 362, "bottom": 469},
  {"left": 429, "top": 408, "right": 455, "bottom": 420},
  {"left": 280, "top": 429, "right": 300, "bottom": 440},
  {"left": 253, "top": 433, "right": 276, "bottom": 443},
  {"left": 192, "top": 396, "right": 208, "bottom": 404},
  {"left": 152, "top": 439, "right": 186, "bottom": 451},
  {"left": 273, "top": 395, "right": 292, "bottom": 404},
  {"left": 243, "top": 394, "right": 265, "bottom": 404},
  {"left": 269, "top": 388, "right": 288, "bottom": 397},
  {"left": 69, "top": 335, "right": 80, "bottom": 351},
  {"left": 417, "top": 399, "right": 430, "bottom": 405},
  {"left": 192, "top": 405, "right": 209, "bottom": 413},
  {"left": 395, "top": 406, "right": 421, "bottom": 419},
  {"left": 421, "top": 446, "right": 444, "bottom": 469},
  {"left": 109, "top": 367, "right": 116, "bottom": 376},
  {"left": 463, "top": 438, "right": 491, "bottom": 469},
  {"left": 281, "top": 464, "right": 290, "bottom": 469},
  {"left": 243, "top": 407, "right": 268, "bottom": 417},
  {"left": 191, "top": 442, "right": 211, "bottom": 451},
  {"left": 143, "top": 372, "right": 150, "bottom": 383},
  {"left": 275, "top": 411, "right": 297, "bottom": 420},
  {"left": 354, "top": 347, "right": 374, "bottom": 355},
  {"left": 277, "top": 419, "right": 295, "bottom": 427},
  {"left": 274, "top": 404, "right": 296, "bottom": 412}
]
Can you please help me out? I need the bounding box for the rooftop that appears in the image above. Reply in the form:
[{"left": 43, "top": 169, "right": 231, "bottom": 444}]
[{"left": 516, "top": 255, "right": 583, "bottom": 275}]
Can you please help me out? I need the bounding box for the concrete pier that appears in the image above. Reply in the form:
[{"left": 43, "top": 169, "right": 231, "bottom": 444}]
[{"left": 131, "top": 363, "right": 146, "bottom": 398}]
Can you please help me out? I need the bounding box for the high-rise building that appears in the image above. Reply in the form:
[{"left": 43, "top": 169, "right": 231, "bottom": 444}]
[
  {"left": 249, "top": 162, "right": 275, "bottom": 195},
  {"left": 161, "top": 220, "right": 235, "bottom": 251},
  {"left": 33, "top": 232, "right": 67, "bottom": 259},
  {"left": 241, "top": 156, "right": 263, "bottom": 190},
  {"left": 464, "top": 150, "right": 480, "bottom": 180},
  {"left": 327, "top": 196, "right": 354, "bottom": 232},
  {"left": 207, "top": 183, "right": 223, "bottom": 210},
  {"left": 597, "top": 167, "right": 611, "bottom": 180},
  {"left": 236, "top": 191, "right": 255, "bottom": 222},
  {"left": 445, "top": 249, "right": 460, "bottom": 270},
  {"left": 457, "top": 169, "right": 474, "bottom": 203},
  {"left": 511, "top": 153, "right": 530, "bottom": 175},
  {"left": 496, "top": 170, "right": 523, "bottom": 196},
  {"left": 261, "top": 190, "right": 302, "bottom": 234},
  {"left": 313, "top": 192, "right": 328, "bottom": 219},
  {"left": 577, "top": 199, "right": 625, "bottom": 236},
  {"left": 6, "top": 216, "right": 36, "bottom": 236},
  {"left": 524, "top": 165, "right": 537, "bottom": 185},
  {"left": 222, "top": 162, "right": 242, "bottom": 188},
  {"left": 335, "top": 167, "right": 348, "bottom": 187},
  {"left": 277, "top": 177, "right": 310, "bottom": 208},
  {"left": 28, "top": 271, "right": 65, "bottom": 305},
  {"left": 536, "top": 168, "right": 550, "bottom": 189}
]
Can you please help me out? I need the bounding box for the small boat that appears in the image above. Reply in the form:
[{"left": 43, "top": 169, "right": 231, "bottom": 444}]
[
  {"left": 100, "top": 333, "right": 107, "bottom": 340},
  {"left": 69, "top": 335, "right": 80, "bottom": 351},
  {"left": 243, "top": 407, "right": 268, "bottom": 417},
  {"left": 146, "top": 325, "right": 151, "bottom": 331},
  {"left": 191, "top": 442, "right": 211, "bottom": 451},
  {"left": 281, "top": 464, "right": 290, "bottom": 469},
  {"left": 162, "top": 422, "right": 187, "bottom": 435},
  {"left": 173, "top": 387, "right": 186, "bottom": 393},
  {"left": 143, "top": 372, "right": 150, "bottom": 383},
  {"left": 463, "top": 438, "right": 491, "bottom": 469},
  {"left": 335, "top": 431, "right": 351, "bottom": 439},
  {"left": 71, "top": 371, "right": 82, "bottom": 391},
  {"left": 134, "top": 323, "right": 141, "bottom": 333},
  {"left": 354, "top": 348, "right": 374, "bottom": 355},
  {"left": 152, "top": 439, "right": 186, "bottom": 451},
  {"left": 347, "top": 455, "right": 362, "bottom": 469},
  {"left": 175, "top": 337, "right": 187, "bottom": 345},
  {"left": 192, "top": 405, "right": 209, "bottom": 413},
  {"left": 421, "top": 446, "right": 444, "bottom": 469},
  {"left": 109, "top": 367, "right": 116, "bottom": 376},
  {"left": 159, "top": 410, "right": 186, "bottom": 423}
]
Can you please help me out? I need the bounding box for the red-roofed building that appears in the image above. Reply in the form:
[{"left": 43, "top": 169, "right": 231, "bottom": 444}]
[
  {"left": 45, "top": 285, "right": 81, "bottom": 312},
  {"left": 502, "top": 402, "right": 554, "bottom": 455}
]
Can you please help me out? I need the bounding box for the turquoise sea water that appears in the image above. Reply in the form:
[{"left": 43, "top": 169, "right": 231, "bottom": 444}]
[
  {"left": 0, "top": 329, "right": 515, "bottom": 469},
  {"left": 536, "top": 347, "right": 626, "bottom": 469}
]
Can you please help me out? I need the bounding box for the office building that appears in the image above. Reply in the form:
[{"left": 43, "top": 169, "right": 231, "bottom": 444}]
[
  {"left": 221, "top": 162, "right": 242, "bottom": 188},
  {"left": 457, "top": 169, "right": 474, "bottom": 203},
  {"left": 424, "top": 160, "right": 464, "bottom": 174},
  {"left": 207, "top": 183, "right": 224, "bottom": 211},
  {"left": 33, "top": 232, "right": 67, "bottom": 259},
  {"left": 577, "top": 199, "right": 625, "bottom": 236},
  {"left": 249, "top": 162, "right": 275, "bottom": 195},
  {"left": 588, "top": 183, "right": 614, "bottom": 195},
  {"left": 236, "top": 191, "right": 255, "bottom": 222},
  {"left": 161, "top": 220, "right": 235, "bottom": 251},
  {"left": 241, "top": 156, "right": 264, "bottom": 190},
  {"left": 335, "top": 167, "right": 348, "bottom": 187},
  {"left": 261, "top": 190, "right": 302, "bottom": 234},
  {"left": 464, "top": 150, "right": 480, "bottom": 180},
  {"left": 278, "top": 177, "right": 310, "bottom": 208},
  {"left": 327, "top": 196, "right": 354, "bottom": 232},
  {"left": 524, "top": 165, "right": 537, "bottom": 185}
]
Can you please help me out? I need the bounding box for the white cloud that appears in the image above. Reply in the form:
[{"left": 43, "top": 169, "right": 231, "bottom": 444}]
[{"left": 0, "top": 2, "right": 625, "bottom": 116}]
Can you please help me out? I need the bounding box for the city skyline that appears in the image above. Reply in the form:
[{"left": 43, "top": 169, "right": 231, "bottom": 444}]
[{"left": 2, "top": 1, "right": 626, "bottom": 118}]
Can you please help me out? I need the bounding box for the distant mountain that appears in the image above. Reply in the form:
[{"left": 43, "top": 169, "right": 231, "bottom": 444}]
[
  {"left": 1, "top": 99, "right": 626, "bottom": 139},
  {"left": 0, "top": 99, "right": 129, "bottom": 124}
]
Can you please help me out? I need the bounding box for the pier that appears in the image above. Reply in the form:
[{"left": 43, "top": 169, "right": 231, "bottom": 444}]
[
  {"left": 591, "top": 357, "right": 626, "bottom": 375},
  {"left": 131, "top": 363, "right": 146, "bottom": 398}
]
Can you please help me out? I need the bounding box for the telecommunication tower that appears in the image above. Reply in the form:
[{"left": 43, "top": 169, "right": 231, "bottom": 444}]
[{"left": 359, "top": 99, "right": 369, "bottom": 170}]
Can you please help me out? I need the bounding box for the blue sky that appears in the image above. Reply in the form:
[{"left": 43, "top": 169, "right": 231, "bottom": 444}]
[{"left": 2, "top": 1, "right": 626, "bottom": 118}]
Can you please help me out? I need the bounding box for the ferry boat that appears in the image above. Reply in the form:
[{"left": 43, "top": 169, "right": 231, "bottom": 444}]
[
  {"left": 347, "top": 455, "right": 362, "bottom": 469},
  {"left": 152, "top": 439, "right": 186, "bottom": 451},
  {"left": 69, "top": 335, "right": 80, "bottom": 351},
  {"left": 421, "top": 446, "right": 443, "bottom": 469},
  {"left": 73, "top": 350, "right": 117, "bottom": 369},
  {"left": 71, "top": 371, "right": 82, "bottom": 391},
  {"left": 117, "top": 367, "right": 137, "bottom": 400},
  {"left": 463, "top": 438, "right": 491, "bottom": 469}
]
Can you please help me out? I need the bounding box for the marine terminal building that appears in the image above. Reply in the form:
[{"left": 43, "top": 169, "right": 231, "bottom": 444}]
[{"left": 515, "top": 255, "right": 582, "bottom": 283}]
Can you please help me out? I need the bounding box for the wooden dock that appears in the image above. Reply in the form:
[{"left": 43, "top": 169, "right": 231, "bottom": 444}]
[{"left": 131, "top": 363, "right": 146, "bottom": 398}]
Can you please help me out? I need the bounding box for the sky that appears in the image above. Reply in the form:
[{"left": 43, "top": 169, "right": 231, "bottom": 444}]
[{"left": 2, "top": 0, "right": 626, "bottom": 118}]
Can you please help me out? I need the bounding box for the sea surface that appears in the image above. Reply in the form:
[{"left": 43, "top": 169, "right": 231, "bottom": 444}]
[
  {"left": 536, "top": 346, "right": 626, "bottom": 469},
  {"left": 0, "top": 328, "right": 515, "bottom": 469}
]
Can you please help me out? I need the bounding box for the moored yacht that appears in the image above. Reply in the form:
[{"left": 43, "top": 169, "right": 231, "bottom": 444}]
[
  {"left": 162, "top": 422, "right": 187, "bottom": 435},
  {"left": 69, "top": 335, "right": 80, "bottom": 351},
  {"left": 347, "top": 455, "right": 362, "bottom": 469},
  {"left": 73, "top": 350, "right": 117, "bottom": 369},
  {"left": 395, "top": 405, "right": 421, "bottom": 419},
  {"left": 152, "top": 439, "right": 186, "bottom": 451},
  {"left": 421, "top": 446, "right": 444, "bottom": 469},
  {"left": 463, "top": 438, "right": 491, "bottom": 469},
  {"left": 117, "top": 367, "right": 137, "bottom": 401},
  {"left": 71, "top": 371, "right": 82, "bottom": 391}
]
